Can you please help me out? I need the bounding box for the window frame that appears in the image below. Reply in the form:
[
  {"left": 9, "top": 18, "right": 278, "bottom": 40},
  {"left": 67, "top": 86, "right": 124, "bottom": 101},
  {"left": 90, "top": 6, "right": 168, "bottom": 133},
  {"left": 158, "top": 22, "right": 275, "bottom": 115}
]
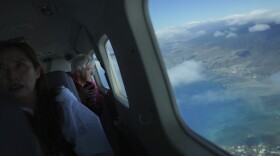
[
  {"left": 105, "top": 40, "right": 128, "bottom": 98},
  {"left": 98, "top": 35, "right": 129, "bottom": 107},
  {"left": 123, "top": 0, "right": 230, "bottom": 155}
]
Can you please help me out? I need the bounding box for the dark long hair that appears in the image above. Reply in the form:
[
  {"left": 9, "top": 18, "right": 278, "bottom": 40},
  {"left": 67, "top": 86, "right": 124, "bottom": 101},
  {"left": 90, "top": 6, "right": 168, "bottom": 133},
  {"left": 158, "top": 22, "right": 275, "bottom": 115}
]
[{"left": 0, "top": 42, "right": 76, "bottom": 155}]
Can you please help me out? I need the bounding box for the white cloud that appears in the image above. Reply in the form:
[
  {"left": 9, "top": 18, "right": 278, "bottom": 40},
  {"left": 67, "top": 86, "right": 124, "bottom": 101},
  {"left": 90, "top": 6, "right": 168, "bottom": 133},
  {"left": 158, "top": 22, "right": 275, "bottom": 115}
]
[
  {"left": 155, "top": 9, "right": 280, "bottom": 42},
  {"left": 216, "top": 29, "right": 238, "bottom": 39},
  {"left": 155, "top": 22, "right": 202, "bottom": 39},
  {"left": 189, "top": 72, "right": 280, "bottom": 106},
  {"left": 196, "top": 30, "right": 207, "bottom": 36},
  {"left": 155, "top": 26, "right": 207, "bottom": 42},
  {"left": 266, "top": 72, "right": 280, "bottom": 90},
  {"left": 226, "top": 32, "right": 237, "bottom": 38},
  {"left": 249, "top": 24, "right": 271, "bottom": 32},
  {"left": 191, "top": 89, "right": 242, "bottom": 103},
  {"left": 189, "top": 87, "right": 263, "bottom": 106},
  {"left": 224, "top": 9, "right": 280, "bottom": 26},
  {"left": 214, "top": 31, "right": 224, "bottom": 37},
  {"left": 168, "top": 60, "right": 205, "bottom": 87},
  {"left": 156, "top": 26, "right": 189, "bottom": 40}
]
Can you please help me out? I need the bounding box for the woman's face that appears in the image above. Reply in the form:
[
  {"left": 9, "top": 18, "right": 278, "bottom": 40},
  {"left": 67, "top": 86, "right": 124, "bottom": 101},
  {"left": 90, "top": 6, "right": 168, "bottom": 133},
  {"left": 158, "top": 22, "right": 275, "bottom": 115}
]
[
  {"left": 0, "top": 47, "right": 40, "bottom": 99},
  {"left": 79, "top": 63, "right": 94, "bottom": 83}
]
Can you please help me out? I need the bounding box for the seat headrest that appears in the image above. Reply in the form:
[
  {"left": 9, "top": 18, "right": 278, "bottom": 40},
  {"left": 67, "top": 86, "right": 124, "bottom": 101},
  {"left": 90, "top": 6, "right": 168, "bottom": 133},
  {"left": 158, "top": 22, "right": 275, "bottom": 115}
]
[{"left": 45, "top": 71, "right": 81, "bottom": 101}]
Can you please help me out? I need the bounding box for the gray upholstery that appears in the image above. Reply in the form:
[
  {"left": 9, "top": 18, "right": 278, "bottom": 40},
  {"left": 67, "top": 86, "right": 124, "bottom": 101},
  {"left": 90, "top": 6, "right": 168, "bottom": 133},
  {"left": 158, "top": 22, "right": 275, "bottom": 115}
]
[{"left": 46, "top": 71, "right": 81, "bottom": 102}]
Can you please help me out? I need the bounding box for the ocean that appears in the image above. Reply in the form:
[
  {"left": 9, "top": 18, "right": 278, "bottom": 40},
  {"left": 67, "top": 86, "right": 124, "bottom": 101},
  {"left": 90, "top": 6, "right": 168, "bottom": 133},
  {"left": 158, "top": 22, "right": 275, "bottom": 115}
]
[{"left": 173, "top": 79, "right": 280, "bottom": 155}]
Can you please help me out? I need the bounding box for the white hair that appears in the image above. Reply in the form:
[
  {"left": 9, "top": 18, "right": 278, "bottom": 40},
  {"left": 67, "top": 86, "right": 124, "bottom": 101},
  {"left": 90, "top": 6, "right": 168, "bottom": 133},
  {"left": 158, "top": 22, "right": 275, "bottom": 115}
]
[{"left": 71, "top": 54, "right": 94, "bottom": 74}]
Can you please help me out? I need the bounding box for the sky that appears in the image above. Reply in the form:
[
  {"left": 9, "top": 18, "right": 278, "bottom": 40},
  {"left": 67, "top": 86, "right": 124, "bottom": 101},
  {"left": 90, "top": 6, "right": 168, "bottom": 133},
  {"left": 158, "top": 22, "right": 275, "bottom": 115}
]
[{"left": 148, "top": 0, "right": 280, "bottom": 30}]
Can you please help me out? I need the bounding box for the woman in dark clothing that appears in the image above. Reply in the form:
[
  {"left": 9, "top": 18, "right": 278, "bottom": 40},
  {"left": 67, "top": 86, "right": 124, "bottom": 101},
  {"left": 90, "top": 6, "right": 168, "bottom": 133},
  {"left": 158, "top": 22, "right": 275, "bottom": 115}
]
[{"left": 0, "top": 42, "right": 113, "bottom": 156}]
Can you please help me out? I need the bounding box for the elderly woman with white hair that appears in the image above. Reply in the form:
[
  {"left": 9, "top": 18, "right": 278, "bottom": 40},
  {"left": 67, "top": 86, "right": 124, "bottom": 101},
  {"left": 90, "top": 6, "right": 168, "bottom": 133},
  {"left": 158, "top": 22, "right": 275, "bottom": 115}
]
[
  {"left": 0, "top": 42, "right": 113, "bottom": 155},
  {"left": 71, "top": 54, "right": 103, "bottom": 116}
]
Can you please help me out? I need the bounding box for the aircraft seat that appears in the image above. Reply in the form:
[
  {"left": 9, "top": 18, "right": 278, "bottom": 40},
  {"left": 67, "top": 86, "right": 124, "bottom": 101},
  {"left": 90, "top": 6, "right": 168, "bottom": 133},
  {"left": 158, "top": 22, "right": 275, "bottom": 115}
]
[{"left": 45, "top": 70, "right": 81, "bottom": 102}]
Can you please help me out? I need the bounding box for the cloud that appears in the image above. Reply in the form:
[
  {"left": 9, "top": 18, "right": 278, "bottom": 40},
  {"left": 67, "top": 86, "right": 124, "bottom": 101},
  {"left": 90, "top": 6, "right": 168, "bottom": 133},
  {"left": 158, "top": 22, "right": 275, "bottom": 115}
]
[
  {"left": 224, "top": 9, "right": 280, "bottom": 26},
  {"left": 248, "top": 24, "right": 271, "bottom": 32},
  {"left": 189, "top": 86, "right": 263, "bottom": 107},
  {"left": 168, "top": 60, "right": 205, "bottom": 87},
  {"left": 226, "top": 32, "right": 237, "bottom": 38},
  {"left": 268, "top": 72, "right": 280, "bottom": 84},
  {"left": 215, "top": 30, "right": 238, "bottom": 39},
  {"left": 214, "top": 31, "right": 224, "bottom": 37},
  {"left": 189, "top": 72, "right": 280, "bottom": 106},
  {"left": 156, "top": 26, "right": 189, "bottom": 39},
  {"left": 265, "top": 72, "right": 280, "bottom": 90},
  {"left": 155, "top": 21, "right": 209, "bottom": 42},
  {"left": 196, "top": 30, "right": 207, "bottom": 36},
  {"left": 156, "top": 9, "right": 280, "bottom": 42},
  {"left": 191, "top": 89, "right": 243, "bottom": 103}
]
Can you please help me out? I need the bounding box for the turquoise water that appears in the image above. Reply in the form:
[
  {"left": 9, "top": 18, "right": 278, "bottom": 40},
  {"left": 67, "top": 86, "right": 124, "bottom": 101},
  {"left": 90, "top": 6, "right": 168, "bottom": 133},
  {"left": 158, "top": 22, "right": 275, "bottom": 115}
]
[{"left": 174, "top": 80, "right": 280, "bottom": 147}]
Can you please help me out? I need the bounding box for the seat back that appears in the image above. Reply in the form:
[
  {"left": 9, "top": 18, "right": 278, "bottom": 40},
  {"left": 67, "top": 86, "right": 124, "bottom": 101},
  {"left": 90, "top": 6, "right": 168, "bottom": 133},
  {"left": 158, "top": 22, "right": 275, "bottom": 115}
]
[{"left": 46, "top": 71, "right": 81, "bottom": 101}]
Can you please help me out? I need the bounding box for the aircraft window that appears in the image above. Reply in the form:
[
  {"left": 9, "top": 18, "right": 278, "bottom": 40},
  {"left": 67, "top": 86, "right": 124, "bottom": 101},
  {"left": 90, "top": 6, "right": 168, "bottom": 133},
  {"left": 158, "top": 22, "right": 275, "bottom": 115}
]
[
  {"left": 149, "top": 0, "right": 280, "bottom": 155},
  {"left": 105, "top": 40, "right": 127, "bottom": 98},
  {"left": 92, "top": 54, "right": 110, "bottom": 89}
]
